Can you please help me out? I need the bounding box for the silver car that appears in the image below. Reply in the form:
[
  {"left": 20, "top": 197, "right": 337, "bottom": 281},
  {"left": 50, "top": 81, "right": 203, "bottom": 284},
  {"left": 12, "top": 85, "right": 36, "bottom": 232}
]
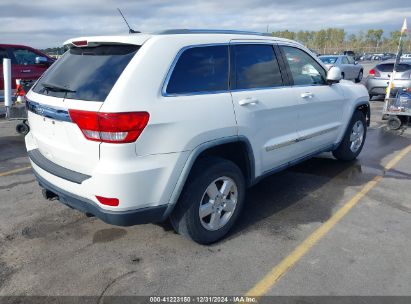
[
  {"left": 366, "top": 60, "right": 411, "bottom": 99},
  {"left": 319, "top": 55, "right": 364, "bottom": 83}
]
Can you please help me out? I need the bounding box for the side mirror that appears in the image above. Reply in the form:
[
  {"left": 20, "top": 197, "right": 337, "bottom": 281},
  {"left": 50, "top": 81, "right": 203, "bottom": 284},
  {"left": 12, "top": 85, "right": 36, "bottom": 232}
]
[
  {"left": 326, "top": 66, "right": 342, "bottom": 84},
  {"left": 354, "top": 61, "right": 358, "bottom": 65},
  {"left": 35, "top": 56, "right": 48, "bottom": 65}
]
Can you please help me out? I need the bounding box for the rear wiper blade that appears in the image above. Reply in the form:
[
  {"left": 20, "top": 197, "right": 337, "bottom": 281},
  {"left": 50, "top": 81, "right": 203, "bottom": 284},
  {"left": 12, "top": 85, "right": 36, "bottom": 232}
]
[{"left": 42, "top": 82, "right": 76, "bottom": 93}]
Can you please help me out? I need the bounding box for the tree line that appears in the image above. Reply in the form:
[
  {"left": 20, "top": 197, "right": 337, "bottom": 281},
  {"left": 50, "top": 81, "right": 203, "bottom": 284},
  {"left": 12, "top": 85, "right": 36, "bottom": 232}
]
[
  {"left": 271, "top": 28, "right": 410, "bottom": 55},
  {"left": 40, "top": 28, "right": 410, "bottom": 56}
]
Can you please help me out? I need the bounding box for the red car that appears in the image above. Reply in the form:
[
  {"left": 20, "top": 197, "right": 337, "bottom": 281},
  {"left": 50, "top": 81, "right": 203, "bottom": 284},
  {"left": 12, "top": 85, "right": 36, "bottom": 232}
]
[{"left": 0, "top": 44, "right": 54, "bottom": 99}]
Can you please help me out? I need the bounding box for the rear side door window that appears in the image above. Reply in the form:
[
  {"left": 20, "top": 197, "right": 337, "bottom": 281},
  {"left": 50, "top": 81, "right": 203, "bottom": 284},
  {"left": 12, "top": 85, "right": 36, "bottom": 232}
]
[
  {"left": 165, "top": 45, "right": 229, "bottom": 95},
  {"left": 280, "top": 46, "right": 326, "bottom": 86},
  {"left": 342, "top": 57, "right": 349, "bottom": 64},
  {"left": 230, "top": 44, "right": 283, "bottom": 90}
]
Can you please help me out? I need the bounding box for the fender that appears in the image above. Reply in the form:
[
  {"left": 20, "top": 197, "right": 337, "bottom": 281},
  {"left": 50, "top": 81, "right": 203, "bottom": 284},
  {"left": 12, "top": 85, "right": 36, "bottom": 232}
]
[
  {"left": 335, "top": 96, "right": 370, "bottom": 146},
  {"left": 162, "top": 135, "right": 255, "bottom": 219}
]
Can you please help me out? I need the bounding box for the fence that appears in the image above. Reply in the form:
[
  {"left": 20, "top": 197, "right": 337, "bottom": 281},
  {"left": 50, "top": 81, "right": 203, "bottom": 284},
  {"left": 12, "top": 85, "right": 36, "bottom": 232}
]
[{"left": 310, "top": 45, "right": 411, "bottom": 56}]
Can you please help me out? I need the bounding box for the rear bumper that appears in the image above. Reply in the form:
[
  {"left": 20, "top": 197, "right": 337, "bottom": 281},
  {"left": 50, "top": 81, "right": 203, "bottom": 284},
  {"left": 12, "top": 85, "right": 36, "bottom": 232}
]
[
  {"left": 366, "top": 78, "right": 411, "bottom": 95},
  {"left": 34, "top": 171, "right": 168, "bottom": 226}
]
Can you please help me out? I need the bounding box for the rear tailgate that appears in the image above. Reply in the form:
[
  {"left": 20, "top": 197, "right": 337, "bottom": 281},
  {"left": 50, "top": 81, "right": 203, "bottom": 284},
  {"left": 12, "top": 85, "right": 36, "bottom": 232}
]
[
  {"left": 376, "top": 63, "right": 411, "bottom": 79},
  {"left": 27, "top": 42, "right": 141, "bottom": 176},
  {"left": 26, "top": 93, "right": 102, "bottom": 175}
]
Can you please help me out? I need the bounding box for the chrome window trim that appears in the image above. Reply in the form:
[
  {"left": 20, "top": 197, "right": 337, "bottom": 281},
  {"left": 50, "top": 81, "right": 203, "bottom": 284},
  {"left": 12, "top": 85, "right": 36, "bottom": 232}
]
[{"left": 161, "top": 41, "right": 292, "bottom": 97}]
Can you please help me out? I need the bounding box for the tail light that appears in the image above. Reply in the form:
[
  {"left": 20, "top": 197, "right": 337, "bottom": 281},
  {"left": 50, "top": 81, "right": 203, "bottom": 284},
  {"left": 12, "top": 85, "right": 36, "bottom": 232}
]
[
  {"left": 369, "top": 69, "right": 380, "bottom": 77},
  {"left": 69, "top": 110, "right": 149, "bottom": 143}
]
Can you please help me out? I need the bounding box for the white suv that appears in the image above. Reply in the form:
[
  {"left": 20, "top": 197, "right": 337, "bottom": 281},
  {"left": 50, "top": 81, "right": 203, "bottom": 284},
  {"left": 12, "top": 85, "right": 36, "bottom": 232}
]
[{"left": 25, "top": 30, "right": 370, "bottom": 244}]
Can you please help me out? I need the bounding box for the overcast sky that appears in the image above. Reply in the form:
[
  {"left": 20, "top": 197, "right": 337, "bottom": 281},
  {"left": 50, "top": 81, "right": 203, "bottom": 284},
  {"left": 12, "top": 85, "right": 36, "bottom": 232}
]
[{"left": 0, "top": 0, "right": 410, "bottom": 48}]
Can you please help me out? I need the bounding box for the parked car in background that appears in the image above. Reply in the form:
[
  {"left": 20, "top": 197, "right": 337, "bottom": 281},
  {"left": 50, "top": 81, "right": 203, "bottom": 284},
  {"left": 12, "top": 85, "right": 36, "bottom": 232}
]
[
  {"left": 319, "top": 55, "right": 364, "bottom": 82},
  {"left": 342, "top": 50, "right": 355, "bottom": 58},
  {"left": 401, "top": 53, "right": 411, "bottom": 60},
  {"left": 0, "top": 44, "right": 54, "bottom": 100},
  {"left": 371, "top": 53, "right": 384, "bottom": 60},
  {"left": 366, "top": 60, "right": 411, "bottom": 99},
  {"left": 25, "top": 30, "right": 370, "bottom": 244},
  {"left": 381, "top": 53, "right": 396, "bottom": 61}
]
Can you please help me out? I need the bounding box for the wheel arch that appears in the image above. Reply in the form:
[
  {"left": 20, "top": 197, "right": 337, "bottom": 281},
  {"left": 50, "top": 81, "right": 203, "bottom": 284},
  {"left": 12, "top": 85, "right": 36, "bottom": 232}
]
[{"left": 163, "top": 136, "right": 255, "bottom": 219}]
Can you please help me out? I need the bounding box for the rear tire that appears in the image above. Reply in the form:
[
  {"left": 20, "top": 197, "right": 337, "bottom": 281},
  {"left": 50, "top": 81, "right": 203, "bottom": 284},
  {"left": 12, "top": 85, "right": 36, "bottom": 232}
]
[
  {"left": 333, "top": 110, "right": 366, "bottom": 161},
  {"left": 170, "top": 157, "right": 245, "bottom": 244}
]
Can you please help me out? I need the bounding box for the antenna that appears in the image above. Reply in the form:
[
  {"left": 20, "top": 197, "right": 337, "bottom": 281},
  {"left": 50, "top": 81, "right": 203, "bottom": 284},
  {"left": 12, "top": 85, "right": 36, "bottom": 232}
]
[{"left": 117, "top": 8, "right": 140, "bottom": 34}]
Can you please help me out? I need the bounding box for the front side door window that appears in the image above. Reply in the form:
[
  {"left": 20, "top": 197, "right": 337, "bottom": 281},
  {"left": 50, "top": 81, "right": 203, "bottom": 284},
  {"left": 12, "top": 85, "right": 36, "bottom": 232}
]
[{"left": 281, "top": 46, "right": 326, "bottom": 86}]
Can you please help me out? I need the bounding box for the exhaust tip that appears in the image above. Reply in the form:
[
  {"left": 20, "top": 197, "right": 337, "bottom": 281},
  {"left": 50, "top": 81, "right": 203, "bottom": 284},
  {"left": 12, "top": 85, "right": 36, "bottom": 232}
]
[{"left": 41, "top": 188, "right": 58, "bottom": 201}]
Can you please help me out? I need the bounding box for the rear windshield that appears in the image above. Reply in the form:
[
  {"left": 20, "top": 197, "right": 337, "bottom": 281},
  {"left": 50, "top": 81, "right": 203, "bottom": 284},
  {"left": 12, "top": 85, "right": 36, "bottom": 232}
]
[
  {"left": 32, "top": 44, "right": 139, "bottom": 101},
  {"left": 377, "top": 63, "right": 411, "bottom": 72},
  {"left": 319, "top": 56, "right": 338, "bottom": 64}
]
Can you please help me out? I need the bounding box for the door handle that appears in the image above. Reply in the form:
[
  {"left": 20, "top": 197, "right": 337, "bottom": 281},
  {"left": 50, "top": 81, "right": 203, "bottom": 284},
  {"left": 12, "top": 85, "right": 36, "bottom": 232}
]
[
  {"left": 21, "top": 69, "right": 31, "bottom": 73},
  {"left": 239, "top": 97, "right": 259, "bottom": 106},
  {"left": 300, "top": 92, "right": 314, "bottom": 99}
]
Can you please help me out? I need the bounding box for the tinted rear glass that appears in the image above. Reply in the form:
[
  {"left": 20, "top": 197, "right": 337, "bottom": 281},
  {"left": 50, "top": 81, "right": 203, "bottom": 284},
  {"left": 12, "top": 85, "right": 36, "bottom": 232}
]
[
  {"left": 33, "top": 44, "right": 139, "bottom": 101},
  {"left": 377, "top": 63, "right": 411, "bottom": 72},
  {"left": 319, "top": 56, "right": 338, "bottom": 64},
  {"left": 231, "top": 44, "right": 283, "bottom": 90},
  {"left": 166, "top": 45, "right": 229, "bottom": 95}
]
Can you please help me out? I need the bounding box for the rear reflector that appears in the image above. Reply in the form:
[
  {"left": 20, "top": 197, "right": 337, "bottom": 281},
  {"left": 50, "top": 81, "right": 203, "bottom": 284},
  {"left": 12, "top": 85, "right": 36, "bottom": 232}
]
[
  {"left": 69, "top": 110, "right": 149, "bottom": 143},
  {"left": 96, "top": 196, "right": 119, "bottom": 207}
]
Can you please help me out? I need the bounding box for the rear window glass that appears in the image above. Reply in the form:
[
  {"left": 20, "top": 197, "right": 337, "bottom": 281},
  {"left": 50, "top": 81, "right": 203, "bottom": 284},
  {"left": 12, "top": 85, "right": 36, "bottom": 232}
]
[
  {"left": 319, "top": 57, "right": 338, "bottom": 64},
  {"left": 33, "top": 44, "right": 139, "bottom": 101},
  {"left": 166, "top": 45, "right": 229, "bottom": 95},
  {"left": 377, "top": 63, "right": 411, "bottom": 72}
]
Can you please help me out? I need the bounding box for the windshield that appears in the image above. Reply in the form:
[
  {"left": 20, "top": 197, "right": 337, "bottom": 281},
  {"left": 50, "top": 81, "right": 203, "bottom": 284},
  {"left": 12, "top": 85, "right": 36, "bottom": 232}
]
[
  {"left": 319, "top": 56, "right": 338, "bottom": 64},
  {"left": 32, "top": 44, "right": 139, "bottom": 102}
]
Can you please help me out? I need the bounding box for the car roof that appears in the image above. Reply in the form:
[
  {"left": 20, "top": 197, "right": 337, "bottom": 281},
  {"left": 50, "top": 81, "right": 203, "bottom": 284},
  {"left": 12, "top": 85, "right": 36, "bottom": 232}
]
[
  {"left": 377, "top": 59, "right": 411, "bottom": 64},
  {"left": 0, "top": 43, "right": 39, "bottom": 49},
  {"left": 64, "top": 29, "right": 301, "bottom": 47}
]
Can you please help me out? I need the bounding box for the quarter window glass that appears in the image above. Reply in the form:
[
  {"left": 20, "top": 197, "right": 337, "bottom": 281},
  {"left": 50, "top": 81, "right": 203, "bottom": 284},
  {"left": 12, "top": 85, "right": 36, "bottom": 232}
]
[
  {"left": 281, "top": 46, "right": 326, "bottom": 86},
  {"left": 347, "top": 56, "right": 355, "bottom": 64},
  {"left": 231, "top": 44, "right": 283, "bottom": 89},
  {"left": 166, "top": 45, "right": 229, "bottom": 94},
  {"left": 12, "top": 49, "right": 39, "bottom": 65},
  {"left": 342, "top": 57, "right": 349, "bottom": 64}
]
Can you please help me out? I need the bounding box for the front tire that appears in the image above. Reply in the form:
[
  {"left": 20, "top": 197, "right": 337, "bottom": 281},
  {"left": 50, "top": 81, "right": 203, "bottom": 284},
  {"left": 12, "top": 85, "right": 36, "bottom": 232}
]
[
  {"left": 333, "top": 110, "right": 366, "bottom": 161},
  {"left": 170, "top": 157, "right": 245, "bottom": 244}
]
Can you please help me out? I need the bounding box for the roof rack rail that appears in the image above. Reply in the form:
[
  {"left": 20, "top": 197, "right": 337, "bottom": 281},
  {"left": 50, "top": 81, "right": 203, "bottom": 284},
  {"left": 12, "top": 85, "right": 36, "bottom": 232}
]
[{"left": 155, "top": 29, "right": 273, "bottom": 37}]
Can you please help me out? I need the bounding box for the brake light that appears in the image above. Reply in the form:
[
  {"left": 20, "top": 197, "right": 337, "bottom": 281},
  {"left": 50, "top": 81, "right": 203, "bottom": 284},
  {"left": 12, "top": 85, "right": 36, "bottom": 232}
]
[
  {"left": 96, "top": 196, "right": 119, "bottom": 207},
  {"left": 72, "top": 40, "right": 88, "bottom": 47},
  {"left": 369, "top": 69, "right": 380, "bottom": 77},
  {"left": 69, "top": 110, "right": 149, "bottom": 143}
]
